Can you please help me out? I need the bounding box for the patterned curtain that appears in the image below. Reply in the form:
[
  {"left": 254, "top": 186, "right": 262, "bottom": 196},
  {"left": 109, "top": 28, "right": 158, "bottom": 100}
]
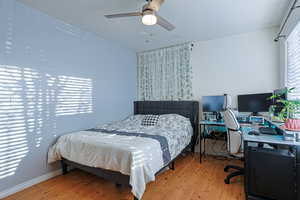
[{"left": 137, "top": 43, "right": 193, "bottom": 100}]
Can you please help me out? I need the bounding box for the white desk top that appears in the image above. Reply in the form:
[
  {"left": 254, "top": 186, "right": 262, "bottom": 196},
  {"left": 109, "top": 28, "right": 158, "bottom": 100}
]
[
  {"left": 242, "top": 126, "right": 300, "bottom": 146},
  {"left": 201, "top": 118, "right": 300, "bottom": 146},
  {"left": 241, "top": 118, "right": 300, "bottom": 146}
]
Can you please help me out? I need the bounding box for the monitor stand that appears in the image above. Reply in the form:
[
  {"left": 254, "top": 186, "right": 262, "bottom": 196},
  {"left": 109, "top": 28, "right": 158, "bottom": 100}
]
[{"left": 251, "top": 112, "right": 260, "bottom": 116}]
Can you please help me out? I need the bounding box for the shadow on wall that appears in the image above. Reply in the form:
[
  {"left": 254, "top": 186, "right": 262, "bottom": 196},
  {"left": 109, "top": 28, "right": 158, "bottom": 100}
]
[{"left": 0, "top": 65, "right": 93, "bottom": 180}]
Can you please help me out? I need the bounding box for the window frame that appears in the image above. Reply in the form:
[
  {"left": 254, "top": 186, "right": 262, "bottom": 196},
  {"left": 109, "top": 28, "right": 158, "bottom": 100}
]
[{"left": 285, "top": 21, "right": 300, "bottom": 100}]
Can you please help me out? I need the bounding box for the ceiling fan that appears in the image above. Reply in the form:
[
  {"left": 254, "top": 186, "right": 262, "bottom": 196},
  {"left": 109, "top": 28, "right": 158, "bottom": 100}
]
[{"left": 105, "top": 0, "right": 175, "bottom": 31}]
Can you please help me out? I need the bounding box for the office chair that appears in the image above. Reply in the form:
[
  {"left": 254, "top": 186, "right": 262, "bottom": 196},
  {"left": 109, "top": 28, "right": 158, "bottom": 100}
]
[{"left": 223, "top": 109, "right": 244, "bottom": 184}]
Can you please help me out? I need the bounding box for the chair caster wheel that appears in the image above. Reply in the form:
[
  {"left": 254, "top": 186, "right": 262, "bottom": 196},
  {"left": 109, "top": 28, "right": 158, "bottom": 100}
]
[
  {"left": 224, "top": 178, "right": 230, "bottom": 184},
  {"left": 115, "top": 183, "right": 122, "bottom": 188}
]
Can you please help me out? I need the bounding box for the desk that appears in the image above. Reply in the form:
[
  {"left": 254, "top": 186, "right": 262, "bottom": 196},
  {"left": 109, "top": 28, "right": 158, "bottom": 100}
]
[
  {"left": 201, "top": 119, "right": 300, "bottom": 199},
  {"left": 242, "top": 121, "right": 300, "bottom": 200},
  {"left": 199, "top": 120, "right": 226, "bottom": 163},
  {"left": 199, "top": 120, "right": 251, "bottom": 162}
]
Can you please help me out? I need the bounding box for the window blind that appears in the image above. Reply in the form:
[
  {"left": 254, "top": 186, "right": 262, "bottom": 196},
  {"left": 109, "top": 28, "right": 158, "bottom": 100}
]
[{"left": 287, "top": 22, "right": 300, "bottom": 100}]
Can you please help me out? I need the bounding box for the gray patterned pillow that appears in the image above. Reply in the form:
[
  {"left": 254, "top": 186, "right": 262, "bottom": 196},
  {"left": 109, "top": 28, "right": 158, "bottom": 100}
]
[
  {"left": 157, "top": 114, "right": 191, "bottom": 130},
  {"left": 141, "top": 115, "right": 160, "bottom": 126}
]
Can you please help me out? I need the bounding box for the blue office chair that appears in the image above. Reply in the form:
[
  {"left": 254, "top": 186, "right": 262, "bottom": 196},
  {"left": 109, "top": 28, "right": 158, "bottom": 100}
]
[{"left": 223, "top": 109, "right": 244, "bottom": 184}]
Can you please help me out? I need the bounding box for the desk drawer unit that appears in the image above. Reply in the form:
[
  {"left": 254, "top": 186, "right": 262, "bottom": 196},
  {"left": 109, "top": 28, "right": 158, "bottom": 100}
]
[
  {"left": 246, "top": 146, "right": 296, "bottom": 200},
  {"left": 298, "top": 146, "right": 300, "bottom": 200},
  {"left": 297, "top": 164, "right": 300, "bottom": 200}
]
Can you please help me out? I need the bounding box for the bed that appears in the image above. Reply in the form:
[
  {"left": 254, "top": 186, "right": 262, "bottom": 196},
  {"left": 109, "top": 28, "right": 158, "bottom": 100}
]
[{"left": 48, "top": 101, "right": 199, "bottom": 200}]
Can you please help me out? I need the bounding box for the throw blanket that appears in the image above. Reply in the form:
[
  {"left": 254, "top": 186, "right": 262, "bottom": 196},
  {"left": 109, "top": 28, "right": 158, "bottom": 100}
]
[{"left": 88, "top": 128, "right": 171, "bottom": 165}]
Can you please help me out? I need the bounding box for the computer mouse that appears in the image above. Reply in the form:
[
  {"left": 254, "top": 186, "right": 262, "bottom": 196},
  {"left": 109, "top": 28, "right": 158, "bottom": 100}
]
[{"left": 248, "top": 131, "right": 260, "bottom": 136}]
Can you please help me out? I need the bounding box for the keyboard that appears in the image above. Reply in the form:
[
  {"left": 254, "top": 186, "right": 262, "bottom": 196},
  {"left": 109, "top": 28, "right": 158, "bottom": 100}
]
[{"left": 259, "top": 127, "right": 277, "bottom": 135}]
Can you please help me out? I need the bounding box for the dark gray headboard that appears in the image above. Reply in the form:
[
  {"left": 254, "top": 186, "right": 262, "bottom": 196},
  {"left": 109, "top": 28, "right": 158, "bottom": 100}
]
[{"left": 134, "top": 101, "right": 199, "bottom": 152}]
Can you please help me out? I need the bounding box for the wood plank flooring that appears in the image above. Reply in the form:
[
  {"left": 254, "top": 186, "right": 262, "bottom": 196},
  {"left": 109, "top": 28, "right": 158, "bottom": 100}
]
[{"left": 3, "top": 154, "right": 244, "bottom": 200}]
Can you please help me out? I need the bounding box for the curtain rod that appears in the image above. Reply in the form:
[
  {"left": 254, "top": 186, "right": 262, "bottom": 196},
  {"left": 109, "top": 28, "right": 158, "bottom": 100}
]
[
  {"left": 138, "top": 41, "right": 194, "bottom": 54},
  {"left": 274, "top": 0, "right": 300, "bottom": 42}
]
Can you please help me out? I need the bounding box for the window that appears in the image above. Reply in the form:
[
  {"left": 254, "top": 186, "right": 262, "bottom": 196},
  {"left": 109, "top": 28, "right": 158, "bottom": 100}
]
[{"left": 287, "top": 22, "right": 300, "bottom": 100}]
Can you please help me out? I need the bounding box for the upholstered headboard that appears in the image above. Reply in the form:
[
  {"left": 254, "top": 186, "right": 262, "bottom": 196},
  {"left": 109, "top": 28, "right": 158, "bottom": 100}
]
[{"left": 134, "top": 101, "right": 199, "bottom": 152}]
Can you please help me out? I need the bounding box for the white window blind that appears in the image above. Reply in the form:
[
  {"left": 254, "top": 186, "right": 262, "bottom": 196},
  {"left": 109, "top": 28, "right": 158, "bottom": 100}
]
[{"left": 287, "top": 22, "right": 300, "bottom": 100}]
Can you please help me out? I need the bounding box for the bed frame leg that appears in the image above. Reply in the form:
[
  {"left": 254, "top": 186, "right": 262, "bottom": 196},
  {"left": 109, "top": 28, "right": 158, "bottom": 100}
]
[
  {"left": 170, "top": 161, "right": 175, "bottom": 170},
  {"left": 192, "top": 145, "right": 195, "bottom": 153},
  {"left": 61, "top": 160, "right": 68, "bottom": 175},
  {"left": 115, "top": 183, "right": 122, "bottom": 188}
]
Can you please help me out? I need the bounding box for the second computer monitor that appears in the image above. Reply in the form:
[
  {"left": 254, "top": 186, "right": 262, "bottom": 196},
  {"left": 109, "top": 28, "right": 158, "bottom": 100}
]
[
  {"left": 238, "top": 93, "right": 273, "bottom": 114},
  {"left": 202, "top": 95, "right": 225, "bottom": 112}
]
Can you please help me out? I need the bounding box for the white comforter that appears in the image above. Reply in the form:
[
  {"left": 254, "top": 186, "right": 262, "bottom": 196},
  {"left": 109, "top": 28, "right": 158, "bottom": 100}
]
[{"left": 48, "top": 114, "right": 193, "bottom": 199}]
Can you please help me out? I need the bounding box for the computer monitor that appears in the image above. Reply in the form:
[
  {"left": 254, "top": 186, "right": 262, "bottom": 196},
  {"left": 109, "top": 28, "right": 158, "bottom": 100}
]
[
  {"left": 202, "top": 95, "right": 225, "bottom": 112},
  {"left": 238, "top": 93, "right": 273, "bottom": 115}
]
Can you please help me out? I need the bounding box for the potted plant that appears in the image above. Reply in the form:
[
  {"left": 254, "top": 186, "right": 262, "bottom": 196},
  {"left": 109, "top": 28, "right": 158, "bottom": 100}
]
[{"left": 269, "top": 87, "right": 300, "bottom": 131}]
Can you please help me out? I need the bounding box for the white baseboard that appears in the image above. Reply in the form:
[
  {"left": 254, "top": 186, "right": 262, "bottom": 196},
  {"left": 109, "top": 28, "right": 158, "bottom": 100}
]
[{"left": 0, "top": 169, "right": 62, "bottom": 199}]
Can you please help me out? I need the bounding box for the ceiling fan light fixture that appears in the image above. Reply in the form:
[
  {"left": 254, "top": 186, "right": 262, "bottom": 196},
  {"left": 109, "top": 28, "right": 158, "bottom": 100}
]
[
  {"left": 142, "top": 10, "right": 157, "bottom": 26},
  {"left": 105, "top": 0, "right": 175, "bottom": 31}
]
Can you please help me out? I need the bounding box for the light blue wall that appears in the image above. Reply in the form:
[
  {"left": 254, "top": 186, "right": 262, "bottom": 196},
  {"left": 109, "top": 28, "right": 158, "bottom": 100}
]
[{"left": 0, "top": 0, "right": 136, "bottom": 192}]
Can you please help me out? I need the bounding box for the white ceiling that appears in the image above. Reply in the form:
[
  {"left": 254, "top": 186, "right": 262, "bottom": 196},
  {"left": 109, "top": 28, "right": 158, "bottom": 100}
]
[{"left": 18, "top": 0, "right": 290, "bottom": 52}]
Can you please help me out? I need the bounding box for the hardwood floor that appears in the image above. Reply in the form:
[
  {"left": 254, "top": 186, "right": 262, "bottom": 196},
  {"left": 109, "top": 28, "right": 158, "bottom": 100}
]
[{"left": 4, "top": 154, "right": 244, "bottom": 200}]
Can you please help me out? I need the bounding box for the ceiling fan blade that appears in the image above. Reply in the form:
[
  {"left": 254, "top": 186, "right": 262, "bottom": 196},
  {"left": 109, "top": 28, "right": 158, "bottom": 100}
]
[
  {"left": 157, "top": 15, "right": 175, "bottom": 31},
  {"left": 105, "top": 12, "right": 142, "bottom": 19}
]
